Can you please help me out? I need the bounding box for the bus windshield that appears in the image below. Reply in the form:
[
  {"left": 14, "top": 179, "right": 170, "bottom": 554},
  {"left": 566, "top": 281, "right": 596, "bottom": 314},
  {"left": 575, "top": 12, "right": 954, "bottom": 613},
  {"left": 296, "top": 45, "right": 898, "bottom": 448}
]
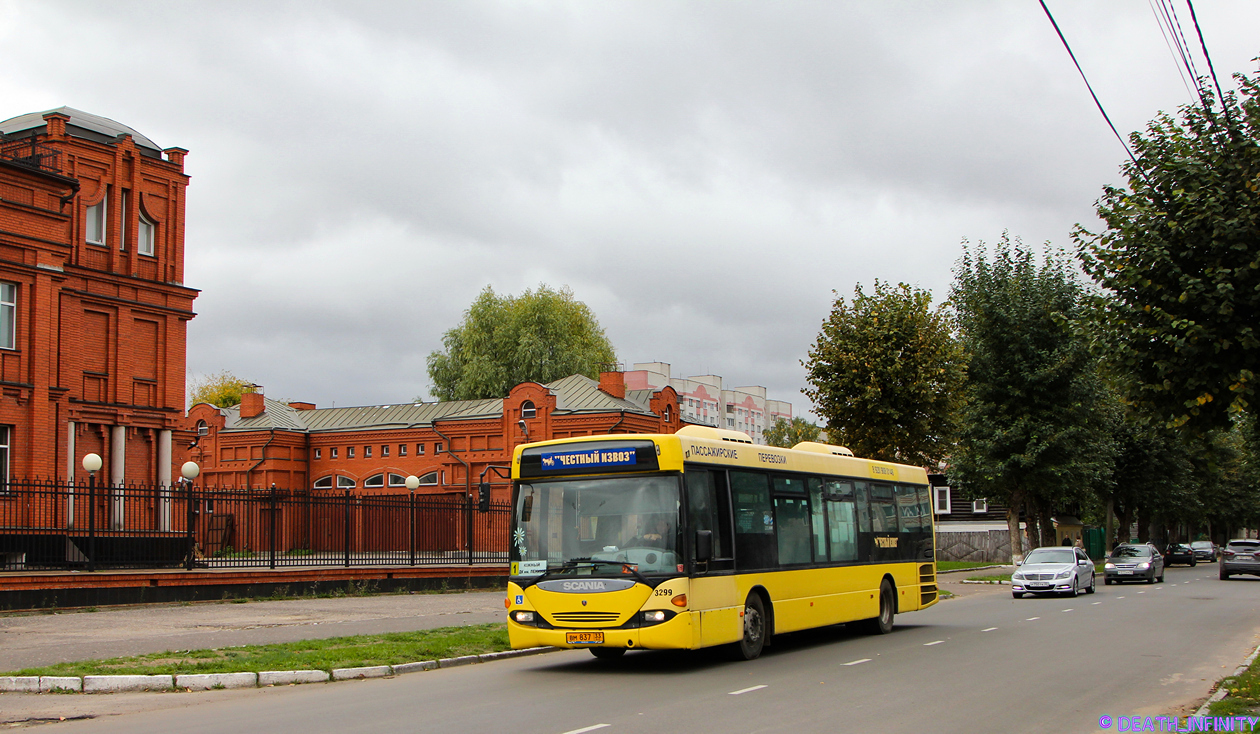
[{"left": 512, "top": 475, "right": 681, "bottom": 576}]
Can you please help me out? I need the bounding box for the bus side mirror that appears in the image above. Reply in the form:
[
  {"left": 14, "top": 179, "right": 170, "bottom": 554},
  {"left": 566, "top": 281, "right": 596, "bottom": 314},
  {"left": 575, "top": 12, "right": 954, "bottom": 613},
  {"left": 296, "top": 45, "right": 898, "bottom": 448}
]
[
  {"left": 695, "top": 530, "right": 713, "bottom": 562},
  {"left": 478, "top": 482, "right": 491, "bottom": 513}
]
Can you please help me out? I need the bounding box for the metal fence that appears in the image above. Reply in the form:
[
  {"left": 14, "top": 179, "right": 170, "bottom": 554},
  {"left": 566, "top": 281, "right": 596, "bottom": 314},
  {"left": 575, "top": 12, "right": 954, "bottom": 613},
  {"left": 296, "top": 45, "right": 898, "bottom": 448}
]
[{"left": 0, "top": 479, "right": 511, "bottom": 571}]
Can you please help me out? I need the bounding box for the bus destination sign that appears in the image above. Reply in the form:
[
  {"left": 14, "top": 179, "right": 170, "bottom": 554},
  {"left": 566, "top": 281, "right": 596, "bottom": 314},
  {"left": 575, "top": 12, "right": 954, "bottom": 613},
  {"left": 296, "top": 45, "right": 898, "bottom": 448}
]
[{"left": 541, "top": 448, "right": 637, "bottom": 471}]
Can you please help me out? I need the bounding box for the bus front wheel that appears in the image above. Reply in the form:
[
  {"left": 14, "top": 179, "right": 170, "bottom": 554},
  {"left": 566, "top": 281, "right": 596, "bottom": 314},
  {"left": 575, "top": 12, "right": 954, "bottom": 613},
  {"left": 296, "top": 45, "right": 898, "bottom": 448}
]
[
  {"left": 858, "top": 579, "right": 895, "bottom": 635},
  {"left": 729, "top": 593, "right": 767, "bottom": 661}
]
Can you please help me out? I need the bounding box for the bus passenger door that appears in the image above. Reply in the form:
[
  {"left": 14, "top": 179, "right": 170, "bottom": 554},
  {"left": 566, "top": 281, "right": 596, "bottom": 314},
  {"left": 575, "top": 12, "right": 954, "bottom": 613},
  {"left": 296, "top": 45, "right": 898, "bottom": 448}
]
[{"left": 685, "top": 467, "right": 740, "bottom": 647}]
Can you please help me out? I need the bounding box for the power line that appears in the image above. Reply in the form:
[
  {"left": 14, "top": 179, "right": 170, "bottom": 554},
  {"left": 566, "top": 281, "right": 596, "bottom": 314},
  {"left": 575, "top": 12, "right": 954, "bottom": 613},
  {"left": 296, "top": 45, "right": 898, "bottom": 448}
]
[
  {"left": 1148, "top": 0, "right": 1195, "bottom": 101},
  {"left": 1185, "top": 0, "right": 1234, "bottom": 126},
  {"left": 1038, "top": 0, "right": 1144, "bottom": 173}
]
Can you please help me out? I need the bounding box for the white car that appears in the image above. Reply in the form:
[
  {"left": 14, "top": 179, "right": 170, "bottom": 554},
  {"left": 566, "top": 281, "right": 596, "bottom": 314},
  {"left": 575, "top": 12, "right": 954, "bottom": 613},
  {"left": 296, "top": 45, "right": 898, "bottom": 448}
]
[{"left": 1012, "top": 546, "right": 1096, "bottom": 598}]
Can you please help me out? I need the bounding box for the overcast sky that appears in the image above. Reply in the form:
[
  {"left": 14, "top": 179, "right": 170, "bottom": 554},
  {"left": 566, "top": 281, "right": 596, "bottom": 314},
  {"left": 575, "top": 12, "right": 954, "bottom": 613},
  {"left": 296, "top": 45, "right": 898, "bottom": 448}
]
[{"left": 2, "top": 1, "right": 1257, "bottom": 416}]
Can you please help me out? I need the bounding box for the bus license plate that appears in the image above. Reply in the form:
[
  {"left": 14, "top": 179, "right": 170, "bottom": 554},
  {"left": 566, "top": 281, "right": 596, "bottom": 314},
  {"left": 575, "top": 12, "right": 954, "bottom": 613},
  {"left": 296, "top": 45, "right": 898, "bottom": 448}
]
[{"left": 567, "top": 632, "right": 604, "bottom": 645}]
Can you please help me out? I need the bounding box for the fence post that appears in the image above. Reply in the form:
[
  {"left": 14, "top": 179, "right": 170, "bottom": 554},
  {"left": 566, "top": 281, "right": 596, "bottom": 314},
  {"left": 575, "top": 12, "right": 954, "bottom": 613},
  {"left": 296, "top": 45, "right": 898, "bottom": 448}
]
[
  {"left": 466, "top": 492, "right": 474, "bottom": 566},
  {"left": 185, "top": 479, "right": 195, "bottom": 571},
  {"left": 87, "top": 474, "right": 97, "bottom": 572},
  {"left": 343, "top": 489, "right": 351, "bottom": 568},
  {"left": 269, "top": 483, "right": 277, "bottom": 570},
  {"left": 409, "top": 490, "right": 416, "bottom": 567}
]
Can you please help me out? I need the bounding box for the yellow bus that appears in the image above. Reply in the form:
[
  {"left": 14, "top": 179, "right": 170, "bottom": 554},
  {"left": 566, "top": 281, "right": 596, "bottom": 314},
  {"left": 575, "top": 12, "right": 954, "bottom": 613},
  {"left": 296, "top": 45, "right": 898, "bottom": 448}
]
[{"left": 505, "top": 426, "right": 938, "bottom": 660}]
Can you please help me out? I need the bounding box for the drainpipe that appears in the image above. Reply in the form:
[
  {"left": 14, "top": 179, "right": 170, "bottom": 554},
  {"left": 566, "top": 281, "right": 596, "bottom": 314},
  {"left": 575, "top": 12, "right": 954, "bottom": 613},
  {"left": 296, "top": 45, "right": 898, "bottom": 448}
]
[
  {"left": 606, "top": 410, "right": 626, "bottom": 434},
  {"left": 430, "top": 418, "right": 471, "bottom": 498},
  {"left": 245, "top": 428, "right": 278, "bottom": 491}
]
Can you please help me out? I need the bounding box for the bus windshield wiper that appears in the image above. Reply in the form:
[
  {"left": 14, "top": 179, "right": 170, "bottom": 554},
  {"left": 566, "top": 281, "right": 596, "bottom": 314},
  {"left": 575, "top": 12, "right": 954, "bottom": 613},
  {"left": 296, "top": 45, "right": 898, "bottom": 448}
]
[{"left": 556, "top": 559, "right": 651, "bottom": 585}]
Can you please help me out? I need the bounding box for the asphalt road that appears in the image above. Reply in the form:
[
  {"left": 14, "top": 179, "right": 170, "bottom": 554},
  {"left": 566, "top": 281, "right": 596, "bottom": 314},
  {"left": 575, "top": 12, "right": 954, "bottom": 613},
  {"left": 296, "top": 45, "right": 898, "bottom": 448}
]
[{"left": 2, "top": 565, "right": 1258, "bottom": 733}]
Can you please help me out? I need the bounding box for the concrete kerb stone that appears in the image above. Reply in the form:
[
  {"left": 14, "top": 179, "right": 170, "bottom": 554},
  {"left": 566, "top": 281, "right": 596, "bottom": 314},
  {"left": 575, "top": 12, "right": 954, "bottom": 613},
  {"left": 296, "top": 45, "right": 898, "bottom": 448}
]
[
  {"left": 1194, "top": 642, "right": 1260, "bottom": 717},
  {"left": 0, "top": 676, "right": 40, "bottom": 693},
  {"left": 390, "top": 661, "right": 438, "bottom": 675},
  {"left": 331, "top": 665, "right": 392, "bottom": 681},
  {"left": 258, "top": 670, "right": 330, "bottom": 686},
  {"left": 3, "top": 647, "right": 560, "bottom": 695},
  {"left": 175, "top": 672, "right": 259, "bottom": 691},
  {"left": 83, "top": 675, "right": 173, "bottom": 693}
]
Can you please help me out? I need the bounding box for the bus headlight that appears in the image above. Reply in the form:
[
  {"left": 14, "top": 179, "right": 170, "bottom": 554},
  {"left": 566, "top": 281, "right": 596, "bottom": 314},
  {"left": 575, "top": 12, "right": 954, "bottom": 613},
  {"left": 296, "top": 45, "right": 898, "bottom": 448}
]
[
  {"left": 641, "top": 610, "right": 674, "bottom": 626},
  {"left": 511, "top": 610, "right": 536, "bottom": 625}
]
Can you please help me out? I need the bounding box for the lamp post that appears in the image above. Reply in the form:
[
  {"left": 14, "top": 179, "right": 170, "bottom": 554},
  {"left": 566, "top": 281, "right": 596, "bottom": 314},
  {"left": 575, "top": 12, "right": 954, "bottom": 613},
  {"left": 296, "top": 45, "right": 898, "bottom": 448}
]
[
  {"left": 82, "top": 453, "right": 102, "bottom": 572},
  {"left": 405, "top": 475, "right": 420, "bottom": 566},
  {"left": 181, "top": 461, "right": 200, "bottom": 571}
]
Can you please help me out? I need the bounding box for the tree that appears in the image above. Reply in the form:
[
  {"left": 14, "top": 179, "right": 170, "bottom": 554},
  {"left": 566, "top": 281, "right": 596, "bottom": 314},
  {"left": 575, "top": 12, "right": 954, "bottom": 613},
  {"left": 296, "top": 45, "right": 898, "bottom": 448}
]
[
  {"left": 188, "top": 370, "right": 257, "bottom": 409},
  {"left": 802, "top": 281, "right": 964, "bottom": 466},
  {"left": 949, "top": 236, "right": 1113, "bottom": 561},
  {"left": 426, "top": 284, "right": 617, "bottom": 401},
  {"left": 764, "top": 417, "right": 823, "bottom": 448},
  {"left": 1075, "top": 67, "right": 1260, "bottom": 434}
]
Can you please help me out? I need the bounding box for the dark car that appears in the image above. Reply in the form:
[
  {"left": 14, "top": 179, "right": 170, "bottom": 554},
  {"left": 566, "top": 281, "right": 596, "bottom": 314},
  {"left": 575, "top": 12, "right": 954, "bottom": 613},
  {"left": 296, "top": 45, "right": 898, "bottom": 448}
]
[
  {"left": 1164, "top": 543, "right": 1196, "bottom": 567},
  {"left": 1104, "top": 543, "right": 1165, "bottom": 584},
  {"left": 1191, "top": 541, "right": 1217, "bottom": 562},
  {"left": 1220, "top": 539, "right": 1260, "bottom": 580}
]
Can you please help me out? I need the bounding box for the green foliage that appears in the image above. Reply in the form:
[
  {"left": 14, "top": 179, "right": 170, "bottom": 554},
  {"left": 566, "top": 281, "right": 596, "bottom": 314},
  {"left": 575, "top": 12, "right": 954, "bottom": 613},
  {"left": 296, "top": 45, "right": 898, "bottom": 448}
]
[
  {"left": 1075, "top": 66, "right": 1260, "bottom": 433},
  {"left": 188, "top": 371, "right": 257, "bottom": 409},
  {"left": 763, "top": 416, "right": 823, "bottom": 448},
  {"left": 949, "top": 236, "right": 1113, "bottom": 540},
  {"left": 427, "top": 284, "right": 617, "bottom": 401},
  {"left": 803, "top": 280, "right": 964, "bottom": 466}
]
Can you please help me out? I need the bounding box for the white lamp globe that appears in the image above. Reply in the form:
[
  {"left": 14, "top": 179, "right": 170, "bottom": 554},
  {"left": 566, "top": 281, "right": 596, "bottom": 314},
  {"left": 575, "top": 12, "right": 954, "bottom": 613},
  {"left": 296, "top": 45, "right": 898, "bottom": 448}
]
[
  {"left": 181, "top": 461, "right": 201, "bottom": 480},
  {"left": 81, "top": 453, "right": 103, "bottom": 473}
]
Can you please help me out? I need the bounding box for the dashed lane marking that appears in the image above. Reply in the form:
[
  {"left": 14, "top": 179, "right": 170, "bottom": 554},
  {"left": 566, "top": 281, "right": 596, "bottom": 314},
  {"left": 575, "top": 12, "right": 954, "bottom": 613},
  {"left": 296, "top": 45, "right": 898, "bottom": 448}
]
[
  {"left": 981, "top": 627, "right": 998, "bottom": 632},
  {"left": 1092, "top": 602, "right": 1102, "bottom": 605},
  {"left": 1025, "top": 617, "right": 1040, "bottom": 621},
  {"left": 844, "top": 659, "right": 871, "bottom": 666},
  {"left": 924, "top": 640, "right": 944, "bottom": 646},
  {"left": 560, "top": 725, "right": 611, "bottom": 734},
  {"left": 729, "top": 685, "right": 767, "bottom": 695},
  {"left": 1062, "top": 609, "right": 1073, "bottom": 612}
]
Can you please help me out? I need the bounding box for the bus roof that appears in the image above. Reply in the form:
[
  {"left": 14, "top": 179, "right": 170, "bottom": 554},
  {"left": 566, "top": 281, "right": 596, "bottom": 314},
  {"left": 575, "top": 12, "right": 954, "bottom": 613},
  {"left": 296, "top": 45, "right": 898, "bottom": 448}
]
[{"left": 511, "top": 427, "right": 928, "bottom": 485}]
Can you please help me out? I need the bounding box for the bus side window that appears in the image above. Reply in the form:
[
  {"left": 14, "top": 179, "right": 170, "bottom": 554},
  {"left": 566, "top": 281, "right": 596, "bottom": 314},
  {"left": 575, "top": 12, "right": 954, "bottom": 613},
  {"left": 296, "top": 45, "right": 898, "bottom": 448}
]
[
  {"left": 825, "top": 479, "right": 857, "bottom": 562},
  {"left": 808, "top": 477, "right": 826, "bottom": 562},
  {"left": 730, "top": 470, "right": 776, "bottom": 571},
  {"left": 773, "top": 495, "right": 812, "bottom": 565},
  {"left": 854, "top": 482, "right": 872, "bottom": 561},
  {"left": 915, "top": 484, "right": 935, "bottom": 559},
  {"left": 895, "top": 484, "right": 922, "bottom": 562}
]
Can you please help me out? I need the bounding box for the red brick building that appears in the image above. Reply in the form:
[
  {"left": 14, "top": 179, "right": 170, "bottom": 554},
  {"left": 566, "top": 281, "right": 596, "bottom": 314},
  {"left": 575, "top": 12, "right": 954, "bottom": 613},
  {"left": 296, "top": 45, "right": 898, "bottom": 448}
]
[
  {"left": 186, "top": 372, "right": 680, "bottom": 502},
  {"left": 0, "top": 108, "right": 197, "bottom": 488}
]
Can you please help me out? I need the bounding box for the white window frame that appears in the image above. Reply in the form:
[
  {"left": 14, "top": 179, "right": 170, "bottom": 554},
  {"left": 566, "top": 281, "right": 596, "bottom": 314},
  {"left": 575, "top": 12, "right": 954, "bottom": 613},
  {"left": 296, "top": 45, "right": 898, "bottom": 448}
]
[
  {"left": 381, "top": 445, "right": 389, "bottom": 457},
  {"left": 933, "top": 486, "right": 951, "bottom": 515},
  {"left": 313, "top": 476, "right": 333, "bottom": 489},
  {"left": 417, "top": 444, "right": 425, "bottom": 456},
  {"left": 313, "top": 448, "right": 322, "bottom": 460},
  {"left": 336, "top": 476, "right": 356, "bottom": 489},
  {"left": 0, "top": 425, "right": 9, "bottom": 491},
  {"left": 972, "top": 499, "right": 988, "bottom": 514},
  {"left": 417, "top": 471, "right": 438, "bottom": 485},
  {"left": 0, "top": 282, "right": 15, "bottom": 350},
  {"left": 388, "top": 473, "right": 407, "bottom": 487},
  {"left": 364, "top": 474, "right": 385, "bottom": 488},
  {"left": 521, "top": 401, "right": 536, "bottom": 419},
  {"left": 137, "top": 212, "right": 156, "bottom": 256},
  {"left": 86, "top": 196, "right": 107, "bottom": 245}
]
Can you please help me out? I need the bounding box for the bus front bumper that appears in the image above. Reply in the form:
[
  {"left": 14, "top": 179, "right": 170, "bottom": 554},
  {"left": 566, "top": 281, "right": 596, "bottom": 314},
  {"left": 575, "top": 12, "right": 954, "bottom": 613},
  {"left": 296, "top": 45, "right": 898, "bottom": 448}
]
[{"left": 509, "top": 610, "right": 696, "bottom": 651}]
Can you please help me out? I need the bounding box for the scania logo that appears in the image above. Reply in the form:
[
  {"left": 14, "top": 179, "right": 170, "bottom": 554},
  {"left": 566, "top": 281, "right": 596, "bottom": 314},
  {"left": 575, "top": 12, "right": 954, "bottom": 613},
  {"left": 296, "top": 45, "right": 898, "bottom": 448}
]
[
  {"left": 562, "top": 581, "right": 608, "bottom": 592},
  {"left": 536, "top": 578, "right": 635, "bottom": 594}
]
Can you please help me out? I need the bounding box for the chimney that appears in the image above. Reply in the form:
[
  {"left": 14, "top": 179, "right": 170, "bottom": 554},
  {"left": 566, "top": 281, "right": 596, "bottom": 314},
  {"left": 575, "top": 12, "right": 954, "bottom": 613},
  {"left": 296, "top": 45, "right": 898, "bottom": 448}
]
[
  {"left": 42, "top": 111, "right": 69, "bottom": 139},
  {"left": 288, "top": 401, "right": 316, "bottom": 411},
  {"left": 164, "top": 147, "right": 188, "bottom": 169},
  {"left": 240, "top": 392, "right": 265, "bottom": 419},
  {"left": 599, "top": 372, "right": 626, "bottom": 400}
]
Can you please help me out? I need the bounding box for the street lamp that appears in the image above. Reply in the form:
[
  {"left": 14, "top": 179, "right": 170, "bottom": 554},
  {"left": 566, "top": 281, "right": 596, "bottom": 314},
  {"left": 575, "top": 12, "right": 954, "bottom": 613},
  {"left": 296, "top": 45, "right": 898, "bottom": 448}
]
[
  {"left": 181, "top": 461, "right": 200, "bottom": 482},
  {"left": 82, "top": 453, "right": 102, "bottom": 572},
  {"left": 404, "top": 475, "right": 419, "bottom": 565},
  {"left": 404, "top": 475, "right": 420, "bottom": 491},
  {"left": 180, "top": 461, "right": 200, "bottom": 571}
]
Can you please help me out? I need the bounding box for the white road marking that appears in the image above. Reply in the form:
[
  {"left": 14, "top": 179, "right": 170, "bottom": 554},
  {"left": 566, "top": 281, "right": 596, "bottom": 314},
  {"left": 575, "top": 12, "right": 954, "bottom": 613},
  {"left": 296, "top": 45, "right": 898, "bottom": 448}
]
[
  {"left": 729, "top": 685, "right": 767, "bottom": 695},
  {"left": 1092, "top": 602, "right": 1102, "bottom": 605},
  {"left": 560, "top": 725, "right": 610, "bottom": 734},
  {"left": 1062, "top": 609, "right": 1073, "bottom": 612},
  {"left": 981, "top": 627, "right": 998, "bottom": 632},
  {"left": 1117, "top": 596, "right": 1126, "bottom": 599},
  {"left": 1025, "top": 617, "right": 1040, "bottom": 621},
  {"left": 844, "top": 658, "right": 871, "bottom": 666},
  {"left": 1138, "top": 591, "right": 1145, "bottom": 594},
  {"left": 924, "top": 640, "right": 944, "bottom": 646}
]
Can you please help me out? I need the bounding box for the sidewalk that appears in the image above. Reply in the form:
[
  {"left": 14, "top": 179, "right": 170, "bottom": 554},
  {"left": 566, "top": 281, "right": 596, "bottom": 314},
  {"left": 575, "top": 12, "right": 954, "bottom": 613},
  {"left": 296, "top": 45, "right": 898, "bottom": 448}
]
[{"left": 0, "top": 590, "right": 506, "bottom": 671}]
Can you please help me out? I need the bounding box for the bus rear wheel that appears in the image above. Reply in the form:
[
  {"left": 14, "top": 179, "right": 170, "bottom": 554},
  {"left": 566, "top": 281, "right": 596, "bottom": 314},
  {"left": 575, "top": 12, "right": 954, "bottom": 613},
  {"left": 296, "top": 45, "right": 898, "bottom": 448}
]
[
  {"left": 858, "top": 579, "right": 895, "bottom": 635},
  {"left": 589, "top": 647, "right": 626, "bottom": 660},
  {"left": 728, "top": 593, "right": 767, "bottom": 661}
]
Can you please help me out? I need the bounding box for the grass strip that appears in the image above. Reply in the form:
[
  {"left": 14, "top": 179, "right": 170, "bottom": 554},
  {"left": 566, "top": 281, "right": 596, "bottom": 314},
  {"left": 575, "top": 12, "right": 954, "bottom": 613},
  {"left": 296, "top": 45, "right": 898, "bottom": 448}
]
[
  {"left": 4, "top": 623, "right": 510, "bottom": 679},
  {"left": 1209, "top": 648, "right": 1260, "bottom": 717},
  {"left": 936, "top": 561, "right": 1003, "bottom": 572},
  {"left": 965, "top": 573, "right": 1012, "bottom": 582}
]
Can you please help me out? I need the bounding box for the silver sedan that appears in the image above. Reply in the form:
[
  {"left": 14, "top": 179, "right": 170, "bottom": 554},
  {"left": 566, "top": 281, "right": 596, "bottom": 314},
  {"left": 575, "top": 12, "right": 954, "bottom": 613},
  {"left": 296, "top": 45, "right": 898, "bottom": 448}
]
[{"left": 1012, "top": 546, "right": 1097, "bottom": 598}]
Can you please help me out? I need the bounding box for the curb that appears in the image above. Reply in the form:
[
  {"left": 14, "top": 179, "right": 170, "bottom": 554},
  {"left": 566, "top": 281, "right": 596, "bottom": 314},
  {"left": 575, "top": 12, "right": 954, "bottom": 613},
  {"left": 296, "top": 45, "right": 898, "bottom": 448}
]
[
  {"left": 937, "top": 565, "right": 1008, "bottom": 575},
  {"left": 960, "top": 579, "right": 1008, "bottom": 585},
  {"left": 1194, "top": 642, "right": 1260, "bottom": 717},
  {"left": 3, "top": 647, "right": 559, "bottom": 695}
]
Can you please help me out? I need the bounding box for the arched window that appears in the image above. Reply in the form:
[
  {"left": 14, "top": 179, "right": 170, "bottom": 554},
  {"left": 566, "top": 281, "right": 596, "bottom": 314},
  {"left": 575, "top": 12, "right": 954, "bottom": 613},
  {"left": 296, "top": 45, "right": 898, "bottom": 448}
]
[
  {"left": 337, "top": 476, "right": 356, "bottom": 489},
  {"left": 388, "top": 473, "right": 407, "bottom": 487},
  {"left": 364, "top": 474, "right": 385, "bottom": 488},
  {"left": 313, "top": 476, "right": 333, "bottom": 489},
  {"left": 664, "top": 406, "right": 673, "bottom": 423},
  {"left": 521, "top": 401, "right": 536, "bottom": 419},
  {"left": 417, "top": 471, "right": 438, "bottom": 485},
  {"left": 196, "top": 420, "right": 209, "bottom": 436}
]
